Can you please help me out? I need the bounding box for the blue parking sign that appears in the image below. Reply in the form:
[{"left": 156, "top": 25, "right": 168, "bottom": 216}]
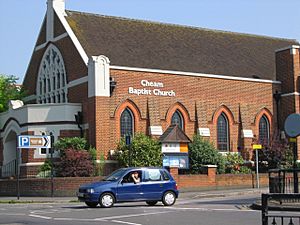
[
  {"left": 17, "top": 135, "right": 51, "bottom": 148},
  {"left": 18, "top": 136, "right": 30, "bottom": 147}
]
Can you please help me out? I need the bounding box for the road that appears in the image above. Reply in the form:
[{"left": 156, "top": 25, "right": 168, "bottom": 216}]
[{"left": 0, "top": 194, "right": 272, "bottom": 225}]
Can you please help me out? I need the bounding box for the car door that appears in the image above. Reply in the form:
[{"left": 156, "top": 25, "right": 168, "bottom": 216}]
[
  {"left": 141, "top": 169, "right": 165, "bottom": 200},
  {"left": 116, "top": 170, "right": 143, "bottom": 201}
]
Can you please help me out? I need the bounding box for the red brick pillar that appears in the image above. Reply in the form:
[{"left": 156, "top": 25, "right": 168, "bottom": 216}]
[
  {"left": 202, "top": 165, "right": 217, "bottom": 185},
  {"left": 169, "top": 167, "right": 179, "bottom": 183}
]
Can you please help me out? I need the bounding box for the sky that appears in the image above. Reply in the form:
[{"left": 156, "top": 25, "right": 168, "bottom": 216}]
[{"left": 0, "top": 0, "right": 300, "bottom": 83}]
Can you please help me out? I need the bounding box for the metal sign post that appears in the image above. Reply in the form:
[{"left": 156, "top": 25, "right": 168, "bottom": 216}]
[
  {"left": 285, "top": 114, "right": 300, "bottom": 194},
  {"left": 17, "top": 135, "right": 52, "bottom": 199},
  {"left": 50, "top": 133, "right": 55, "bottom": 197},
  {"left": 125, "top": 135, "right": 131, "bottom": 167},
  {"left": 253, "top": 144, "right": 262, "bottom": 189},
  {"left": 16, "top": 147, "right": 20, "bottom": 200}
]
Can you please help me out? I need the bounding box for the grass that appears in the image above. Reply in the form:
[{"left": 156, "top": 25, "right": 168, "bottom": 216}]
[
  {"left": 0, "top": 200, "right": 36, "bottom": 204},
  {"left": 0, "top": 199, "right": 79, "bottom": 204}
]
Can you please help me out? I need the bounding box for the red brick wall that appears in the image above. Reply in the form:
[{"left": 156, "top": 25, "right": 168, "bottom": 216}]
[
  {"left": 36, "top": 18, "right": 46, "bottom": 47},
  {"left": 216, "top": 173, "right": 269, "bottom": 188},
  {"left": 104, "top": 69, "right": 276, "bottom": 156},
  {"left": 0, "top": 172, "right": 269, "bottom": 197},
  {"left": 0, "top": 176, "right": 103, "bottom": 197}
]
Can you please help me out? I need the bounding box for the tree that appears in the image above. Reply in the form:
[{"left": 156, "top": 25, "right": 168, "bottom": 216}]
[
  {"left": 0, "top": 74, "right": 27, "bottom": 112},
  {"left": 54, "top": 137, "right": 97, "bottom": 177},
  {"left": 115, "top": 133, "right": 162, "bottom": 167},
  {"left": 54, "top": 137, "right": 89, "bottom": 156},
  {"left": 56, "top": 148, "right": 94, "bottom": 177},
  {"left": 255, "top": 134, "right": 292, "bottom": 171},
  {"left": 189, "top": 135, "right": 225, "bottom": 174}
]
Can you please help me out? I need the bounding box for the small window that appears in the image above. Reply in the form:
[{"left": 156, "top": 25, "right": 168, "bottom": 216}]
[
  {"left": 160, "top": 170, "right": 170, "bottom": 181},
  {"left": 41, "top": 148, "right": 47, "bottom": 155},
  {"left": 217, "top": 112, "right": 229, "bottom": 151},
  {"left": 122, "top": 171, "right": 141, "bottom": 183},
  {"left": 259, "top": 115, "right": 270, "bottom": 143},
  {"left": 144, "top": 169, "right": 162, "bottom": 182},
  {"left": 120, "top": 108, "right": 134, "bottom": 137},
  {"left": 171, "top": 110, "right": 184, "bottom": 129}
]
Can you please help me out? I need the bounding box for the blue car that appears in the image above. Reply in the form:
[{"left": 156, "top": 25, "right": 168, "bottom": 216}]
[{"left": 77, "top": 167, "right": 179, "bottom": 208}]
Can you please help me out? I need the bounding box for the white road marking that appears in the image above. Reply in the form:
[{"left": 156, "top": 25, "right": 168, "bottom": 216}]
[
  {"left": 29, "top": 214, "right": 52, "bottom": 220},
  {"left": 0, "top": 213, "right": 26, "bottom": 216},
  {"left": 111, "top": 220, "right": 142, "bottom": 225},
  {"left": 94, "top": 211, "right": 172, "bottom": 221},
  {"left": 53, "top": 218, "right": 96, "bottom": 221},
  {"left": 168, "top": 206, "right": 259, "bottom": 213}
]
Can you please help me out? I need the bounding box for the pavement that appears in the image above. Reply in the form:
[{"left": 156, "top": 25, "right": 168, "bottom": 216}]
[{"left": 0, "top": 187, "right": 269, "bottom": 203}]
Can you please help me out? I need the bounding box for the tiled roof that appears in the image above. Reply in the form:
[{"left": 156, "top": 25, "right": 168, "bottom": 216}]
[
  {"left": 159, "top": 125, "right": 191, "bottom": 143},
  {"left": 65, "top": 10, "right": 299, "bottom": 80}
]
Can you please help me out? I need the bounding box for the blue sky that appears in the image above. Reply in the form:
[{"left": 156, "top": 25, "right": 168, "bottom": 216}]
[{"left": 0, "top": 0, "right": 299, "bottom": 83}]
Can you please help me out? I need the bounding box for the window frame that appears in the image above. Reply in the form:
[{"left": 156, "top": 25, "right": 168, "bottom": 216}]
[
  {"left": 36, "top": 45, "right": 68, "bottom": 104},
  {"left": 217, "top": 112, "right": 230, "bottom": 152},
  {"left": 171, "top": 110, "right": 184, "bottom": 130},
  {"left": 259, "top": 115, "right": 270, "bottom": 144},
  {"left": 120, "top": 107, "right": 134, "bottom": 137}
]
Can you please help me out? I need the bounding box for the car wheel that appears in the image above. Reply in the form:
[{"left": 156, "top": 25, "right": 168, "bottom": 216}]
[
  {"left": 85, "top": 201, "right": 98, "bottom": 208},
  {"left": 146, "top": 201, "right": 158, "bottom": 206},
  {"left": 162, "top": 191, "right": 176, "bottom": 206},
  {"left": 99, "top": 193, "right": 115, "bottom": 208}
]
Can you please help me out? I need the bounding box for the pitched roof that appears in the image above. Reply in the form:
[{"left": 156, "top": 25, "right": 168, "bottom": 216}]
[
  {"left": 65, "top": 10, "right": 299, "bottom": 80},
  {"left": 159, "top": 125, "right": 191, "bottom": 143}
]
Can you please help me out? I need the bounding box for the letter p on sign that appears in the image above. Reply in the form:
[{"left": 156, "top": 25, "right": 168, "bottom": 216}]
[{"left": 18, "top": 136, "right": 30, "bottom": 148}]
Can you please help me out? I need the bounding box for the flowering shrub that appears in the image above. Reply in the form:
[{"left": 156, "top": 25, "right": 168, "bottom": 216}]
[{"left": 56, "top": 148, "right": 94, "bottom": 177}]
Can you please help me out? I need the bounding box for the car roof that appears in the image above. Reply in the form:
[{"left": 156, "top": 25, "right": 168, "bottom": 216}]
[{"left": 124, "top": 167, "right": 166, "bottom": 171}]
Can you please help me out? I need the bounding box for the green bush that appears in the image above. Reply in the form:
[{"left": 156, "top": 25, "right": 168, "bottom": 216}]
[
  {"left": 54, "top": 137, "right": 98, "bottom": 177},
  {"left": 115, "top": 133, "right": 162, "bottom": 167},
  {"left": 225, "top": 153, "right": 244, "bottom": 173},
  {"left": 54, "top": 137, "right": 88, "bottom": 155},
  {"left": 239, "top": 166, "right": 252, "bottom": 174},
  {"left": 37, "top": 159, "right": 53, "bottom": 178},
  {"left": 189, "top": 135, "right": 225, "bottom": 174},
  {"left": 39, "top": 159, "right": 53, "bottom": 172}
]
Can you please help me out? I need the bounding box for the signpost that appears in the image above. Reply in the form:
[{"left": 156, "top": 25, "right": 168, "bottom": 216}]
[
  {"left": 285, "top": 113, "right": 300, "bottom": 193},
  {"left": 125, "top": 135, "right": 132, "bottom": 166},
  {"left": 17, "top": 135, "right": 52, "bottom": 199},
  {"left": 253, "top": 144, "right": 262, "bottom": 189}
]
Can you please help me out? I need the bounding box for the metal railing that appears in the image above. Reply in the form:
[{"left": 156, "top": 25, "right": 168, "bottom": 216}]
[
  {"left": 269, "top": 169, "right": 300, "bottom": 194},
  {"left": 262, "top": 193, "right": 300, "bottom": 225},
  {"left": 1, "top": 159, "right": 17, "bottom": 178}
]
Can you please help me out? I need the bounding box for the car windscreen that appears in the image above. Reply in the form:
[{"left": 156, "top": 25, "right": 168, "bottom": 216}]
[{"left": 102, "top": 169, "right": 127, "bottom": 181}]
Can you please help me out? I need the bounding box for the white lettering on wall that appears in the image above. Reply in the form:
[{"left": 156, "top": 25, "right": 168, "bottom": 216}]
[
  {"left": 128, "top": 80, "right": 176, "bottom": 97},
  {"left": 141, "top": 80, "right": 164, "bottom": 88}
]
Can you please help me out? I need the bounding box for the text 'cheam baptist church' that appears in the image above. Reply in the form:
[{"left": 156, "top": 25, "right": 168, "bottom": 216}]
[{"left": 128, "top": 80, "right": 176, "bottom": 97}]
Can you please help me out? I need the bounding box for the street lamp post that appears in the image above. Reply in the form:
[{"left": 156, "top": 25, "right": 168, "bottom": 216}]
[{"left": 292, "top": 140, "right": 299, "bottom": 193}]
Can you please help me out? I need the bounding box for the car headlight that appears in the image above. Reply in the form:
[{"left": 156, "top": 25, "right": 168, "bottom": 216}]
[{"left": 86, "top": 188, "right": 95, "bottom": 193}]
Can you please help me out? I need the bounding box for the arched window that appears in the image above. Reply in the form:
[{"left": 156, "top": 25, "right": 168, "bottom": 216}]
[
  {"left": 120, "top": 108, "right": 134, "bottom": 137},
  {"left": 217, "top": 113, "right": 229, "bottom": 151},
  {"left": 37, "top": 45, "right": 68, "bottom": 103},
  {"left": 171, "top": 110, "right": 184, "bottom": 129},
  {"left": 259, "top": 115, "right": 270, "bottom": 143}
]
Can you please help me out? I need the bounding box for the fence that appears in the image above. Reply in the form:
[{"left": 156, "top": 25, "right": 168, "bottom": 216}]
[
  {"left": 262, "top": 193, "right": 300, "bottom": 225},
  {"left": 269, "top": 169, "right": 300, "bottom": 194},
  {"left": 1, "top": 159, "right": 17, "bottom": 178}
]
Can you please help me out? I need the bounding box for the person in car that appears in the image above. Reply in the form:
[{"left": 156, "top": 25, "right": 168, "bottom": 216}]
[{"left": 131, "top": 171, "right": 140, "bottom": 184}]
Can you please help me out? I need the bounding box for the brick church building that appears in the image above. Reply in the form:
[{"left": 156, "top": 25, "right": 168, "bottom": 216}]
[{"left": 0, "top": 0, "right": 299, "bottom": 176}]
